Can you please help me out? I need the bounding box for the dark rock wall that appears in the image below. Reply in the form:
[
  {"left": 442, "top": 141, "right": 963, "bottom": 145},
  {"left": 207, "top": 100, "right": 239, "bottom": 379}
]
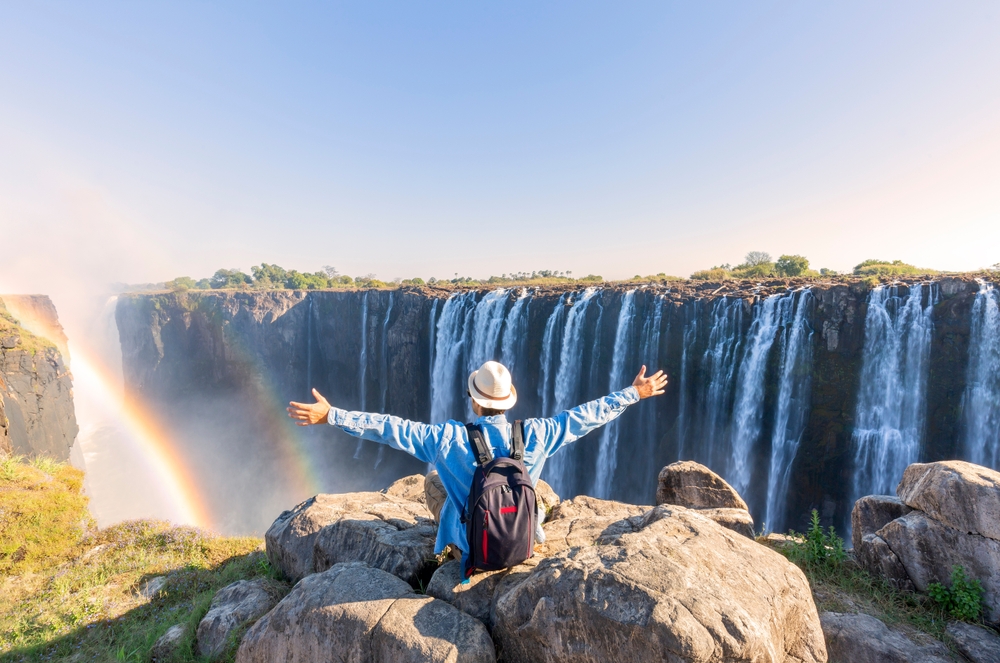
[
  {"left": 0, "top": 295, "right": 78, "bottom": 460},
  {"left": 116, "top": 277, "right": 991, "bottom": 535}
]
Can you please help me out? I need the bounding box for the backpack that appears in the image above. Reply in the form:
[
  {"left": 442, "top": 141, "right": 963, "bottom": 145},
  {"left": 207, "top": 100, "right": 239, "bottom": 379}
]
[{"left": 462, "top": 420, "right": 537, "bottom": 577}]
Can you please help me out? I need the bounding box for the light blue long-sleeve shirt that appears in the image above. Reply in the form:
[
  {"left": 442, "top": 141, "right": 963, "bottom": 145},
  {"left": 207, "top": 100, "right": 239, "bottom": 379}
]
[{"left": 327, "top": 386, "right": 640, "bottom": 557}]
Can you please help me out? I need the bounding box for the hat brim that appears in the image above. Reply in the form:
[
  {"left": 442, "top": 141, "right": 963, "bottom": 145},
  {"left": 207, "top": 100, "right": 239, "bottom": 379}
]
[{"left": 468, "top": 370, "right": 517, "bottom": 411}]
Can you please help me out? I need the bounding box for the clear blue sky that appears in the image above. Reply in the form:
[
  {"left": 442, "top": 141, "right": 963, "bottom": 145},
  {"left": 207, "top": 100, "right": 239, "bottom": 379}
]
[{"left": 2, "top": 1, "right": 999, "bottom": 295}]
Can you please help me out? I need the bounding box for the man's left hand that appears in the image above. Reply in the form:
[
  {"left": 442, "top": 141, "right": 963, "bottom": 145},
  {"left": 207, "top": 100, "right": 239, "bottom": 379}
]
[
  {"left": 632, "top": 366, "right": 668, "bottom": 399},
  {"left": 288, "top": 389, "right": 332, "bottom": 426}
]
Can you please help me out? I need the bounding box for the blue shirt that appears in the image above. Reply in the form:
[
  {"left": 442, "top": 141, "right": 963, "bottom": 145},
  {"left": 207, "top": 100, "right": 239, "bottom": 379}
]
[{"left": 327, "top": 386, "right": 640, "bottom": 556}]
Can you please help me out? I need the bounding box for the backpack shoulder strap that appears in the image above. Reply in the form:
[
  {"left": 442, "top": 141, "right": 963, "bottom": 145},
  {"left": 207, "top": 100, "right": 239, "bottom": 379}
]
[
  {"left": 464, "top": 423, "right": 493, "bottom": 466},
  {"left": 510, "top": 420, "right": 525, "bottom": 461}
]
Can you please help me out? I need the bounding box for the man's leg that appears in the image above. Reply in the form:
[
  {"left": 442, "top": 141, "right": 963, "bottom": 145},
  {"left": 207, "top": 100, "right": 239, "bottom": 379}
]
[{"left": 424, "top": 471, "right": 447, "bottom": 524}]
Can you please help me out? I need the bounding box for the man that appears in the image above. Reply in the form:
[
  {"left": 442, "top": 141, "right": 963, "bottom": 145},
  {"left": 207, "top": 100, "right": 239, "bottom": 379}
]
[{"left": 288, "top": 360, "right": 667, "bottom": 569}]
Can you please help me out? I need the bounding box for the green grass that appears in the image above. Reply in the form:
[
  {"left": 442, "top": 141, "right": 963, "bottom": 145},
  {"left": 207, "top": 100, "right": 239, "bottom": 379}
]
[
  {"left": 0, "top": 305, "right": 57, "bottom": 357},
  {"left": 0, "top": 457, "right": 286, "bottom": 663}
]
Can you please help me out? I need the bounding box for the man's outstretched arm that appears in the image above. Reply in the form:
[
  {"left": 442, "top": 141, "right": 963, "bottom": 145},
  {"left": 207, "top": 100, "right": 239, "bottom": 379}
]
[
  {"left": 529, "top": 366, "right": 668, "bottom": 458},
  {"left": 288, "top": 389, "right": 443, "bottom": 463}
]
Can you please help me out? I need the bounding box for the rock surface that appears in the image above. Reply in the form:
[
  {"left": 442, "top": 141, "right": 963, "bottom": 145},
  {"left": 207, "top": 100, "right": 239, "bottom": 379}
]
[
  {"left": 494, "top": 504, "right": 827, "bottom": 663},
  {"left": 697, "top": 506, "right": 756, "bottom": 538},
  {"left": 535, "top": 495, "right": 648, "bottom": 556},
  {"left": 534, "top": 478, "right": 560, "bottom": 514},
  {"left": 656, "top": 460, "right": 750, "bottom": 511},
  {"left": 236, "top": 562, "right": 494, "bottom": 663},
  {"left": 879, "top": 510, "right": 1000, "bottom": 623},
  {"left": 381, "top": 474, "right": 427, "bottom": 504},
  {"left": 426, "top": 557, "right": 541, "bottom": 630},
  {"left": 897, "top": 461, "right": 1000, "bottom": 542},
  {"left": 820, "top": 612, "right": 953, "bottom": 663},
  {"left": 851, "top": 496, "right": 915, "bottom": 591},
  {"left": 265, "top": 492, "right": 436, "bottom": 585},
  {"left": 196, "top": 579, "right": 283, "bottom": 657},
  {"left": 151, "top": 624, "right": 187, "bottom": 663},
  {"left": 945, "top": 621, "right": 1000, "bottom": 663}
]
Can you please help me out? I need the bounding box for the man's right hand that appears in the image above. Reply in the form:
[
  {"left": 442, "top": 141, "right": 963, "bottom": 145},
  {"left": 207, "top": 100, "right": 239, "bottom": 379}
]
[{"left": 632, "top": 366, "right": 668, "bottom": 399}]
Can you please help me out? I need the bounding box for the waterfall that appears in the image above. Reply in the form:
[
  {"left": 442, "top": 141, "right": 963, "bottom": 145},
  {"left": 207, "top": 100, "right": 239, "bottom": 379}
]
[
  {"left": 676, "top": 302, "right": 699, "bottom": 459},
  {"left": 764, "top": 290, "right": 814, "bottom": 532},
  {"left": 962, "top": 281, "right": 1000, "bottom": 469},
  {"left": 500, "top": 289, "right": 530, "bottom": 379},
  {"left": 374, "top": 292, "right": 395, "bottom": 469},
  {"left": 306, "top": 294, "right": 314, "bottom": 395},
  {"left": 728, "top": 295, "right": 783, "bottom": 496},
  {"left": 428, "top": 298, "right": 440, "bottom": 380},
  {"left": 852, "top": 284, "right": 936, "bottom": 499},
  {"left": 544, "top": 288, "right": 599, "bottom": 495},
  {"left": 697, "top": 298, "right": 745, "bottom": 470},
  {"left": 467, "top": 289, "right": 509, "bottom": 378},
  {"left": 354, "top": 292, "right": 370, "bottom": 459},
  {"left": 593, "top": 290, "right": 636, "bottom": 498},
  {"left": 537, "top": 295, "right": 568, "bottom": 419},
  {"left": 431, "top": 292, "right": 476, "bottom": 423}
]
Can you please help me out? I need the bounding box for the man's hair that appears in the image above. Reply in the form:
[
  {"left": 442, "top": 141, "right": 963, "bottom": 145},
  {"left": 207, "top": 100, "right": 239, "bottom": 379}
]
[{"left": 479, "top": 407, "right": 506, "bottom": 417}]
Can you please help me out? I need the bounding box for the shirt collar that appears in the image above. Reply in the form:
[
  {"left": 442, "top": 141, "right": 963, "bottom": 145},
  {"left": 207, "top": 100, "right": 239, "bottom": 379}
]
[{"left": 475, "top": 414, "right": 508, "bottom": 425}]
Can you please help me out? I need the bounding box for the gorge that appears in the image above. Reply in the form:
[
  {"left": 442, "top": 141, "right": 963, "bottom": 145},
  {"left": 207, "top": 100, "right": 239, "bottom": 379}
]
[{"left": 115, "top": 275, "right": 1000, "bottom": 536}]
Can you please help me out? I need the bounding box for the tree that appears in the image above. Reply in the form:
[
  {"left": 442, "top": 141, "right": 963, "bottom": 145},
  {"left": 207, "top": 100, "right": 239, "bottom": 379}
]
[
  {"left": 775, "top": 255, "right": 810, "bottom": 277},
  {"left": 165, "top": 276, "right": 196, "bottom": 291},
  {"left": 322, "top": 265, "right": 339, "bottom": 278},
  {"left": 250, "top": 263, "right": 288, "bottom": 288},
  {"left": 744, "top": 251, "right": 772, "bottom": 267},
  {"left": 210, "top": 269, "right": 252, "bottom": 289}
]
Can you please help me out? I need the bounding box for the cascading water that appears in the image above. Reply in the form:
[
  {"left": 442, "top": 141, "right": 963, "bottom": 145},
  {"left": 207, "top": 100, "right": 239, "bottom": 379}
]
[
  {"left": 545, "top": 288, "right": 599, "bottom": 496},
  {"left": 696, "top": 298, "right": 744, "bottom": 470},
  {"left": 675, "top": 303, "right": 699, "bottom": 460},
  {"left": 537, "top": 295, "right": 568, "bottom": 420},
  {"left": 852, "top": 284, "right": 936, "bottom": 500},
  {"left": 354, "top": 291, "right": 370, "bottom": 458},
  {"left": 374, "top": 292, "right": 395, "bottom": 468},
  {"left": 728, "top": 294, "right": 782, "bottom": 496},
  {"left": 592, "top": 290, "right": 636, "bottom": 498},
  {"left": 500, "top": 289, "right": 530, "bottom": 378},
  {"left": 764, "top": 290, "right": 814, "bottom": 532},
  {"left": 962, "top": 281, "right": 1000, "bottom": 469},
  {"left": 431, "top": 292, "right": 476, "bottom": 423}
]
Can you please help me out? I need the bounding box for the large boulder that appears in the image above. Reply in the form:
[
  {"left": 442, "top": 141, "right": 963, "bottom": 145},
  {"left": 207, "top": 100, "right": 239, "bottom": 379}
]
[
  {"left": 265, "top": 492, "right": 436, "bottom": 584},
  {"left": 820, "top": 612, "right": 953, "bottom": 663},
  {"left": 656, "top": 461, "right": 750, "bottom": 511},
  {"left": 236, "top": 562, "right": 495, "bottom": 663},
  {"left": 880, "top": 510, "right": 1000, "bottom": 623},
  {"left": 896, "top": 461, "right": 1000, "bottom": 541},
  {"left": 151, "top": 624, "right": 187, "bottom": 663},
  {"left": 426, "top": 557, "right": 541, "bottom": 629},
  {"left": 381, "top": 474, "right": 427, "bottom": 504},
  {"left": 494, "top": 504, "right": 827, "bottom": 663},
  {"left": 536, "top": 495, "right": 648, "bottom": 556},
  {"left": 535, "top": 478, "right": 560, "bottom": 515},
  {"left": 851, "top": 496, "right": 915, "bottom": 591},
  {"left": 945, "top": 622, "right": 1000, "bottom": 663},
  {"left": 196, "top": 579, "right": 283, "bottom": 657},
  {"left": 697, "top": 507, "right": 756, "bottom": 539}
]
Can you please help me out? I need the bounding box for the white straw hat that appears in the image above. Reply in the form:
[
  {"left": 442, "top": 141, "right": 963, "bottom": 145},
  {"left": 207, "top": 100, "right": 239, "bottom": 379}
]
[{"left": 467, "top": 361, "right": 517, "bottom": 411}]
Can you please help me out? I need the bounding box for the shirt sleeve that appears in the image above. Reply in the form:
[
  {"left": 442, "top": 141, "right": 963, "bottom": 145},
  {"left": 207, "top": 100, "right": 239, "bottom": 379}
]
[
  {"left": 327, "top": 408, "right": 446, "bottom": 464},
  {"left": 525, "top": 386, "right": 640, "bottom": 458}
]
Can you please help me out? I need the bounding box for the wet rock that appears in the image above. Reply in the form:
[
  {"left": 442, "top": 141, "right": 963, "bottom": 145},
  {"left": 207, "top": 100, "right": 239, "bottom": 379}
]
[
  {"left": 494, "top": 504, "right": 827, "bottom": 663},
  {"left": 820, "top": 612, "right": 953, "bottom": 663},
  {"left": 896, "top": 461, "right": 1000, "bottom": 542},
  {"left": 381, "top": 474, "right": 426, "bottom": 504},
  {"left": 265, "top": 492, "right": 436, "bottom": 584},
  {"left": 196, "top": 579, "right": 283, "bottom": 657},
  {"left": 879, "top": 510, "right": 1000, "bottom": 623},
  {"left": 945, "top": 621, "right": 1000, "bottom": 663},
  {"left": 656, "top": 460, "right": 750, "bottom": 511},
  {"left": 236, "top": 562, "right": 494, "bottom": 663},
  {"left": 150, "top": 624, "right": 187, "bottom": 663},
  {"left": 851, "top": 496, "right": 915, "bottom": 591}
]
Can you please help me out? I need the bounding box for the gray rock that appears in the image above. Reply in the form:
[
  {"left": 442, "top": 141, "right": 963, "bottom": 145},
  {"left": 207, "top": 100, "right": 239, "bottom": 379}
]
[
  {"left": 852, "top": 495, "right": 912, "bottom": 551},
  {"left": 265, "top": 492, "right": 435, "bottom": 584},
  {"left": 855, "top": 532, "right": 916, "bottom": 592},
  {"left": 138, "top": 576, "right": 167, "bottom": 599},
  {"left": 880, "top": 510, "right": 1000, "bottom": 623},
  {"left": 534, "top": 478, "right": 560, "bottom": 515},
  {"left": 150, "top": 624, "right": 187, "bottom": 663},
  {"left": 820, "top": 612, "right": 954, "bottom": 663},
  {"left": 897, "top": 461, "right": 1000, "bottom": 542},
  {"left": 536, "top": 495, "right": 648, "bottom": 556},
  {"left": 196, "top": 579, "right": 283, "bottom": 657},
  {"left": 312, "top": 502, "right": 438, "bottom": 587},
  {"left": 494, "top": 504, "right": 827, "bottom": 663},
  {"left": 381, "top": 474, "right": 427, "bottom": 504},
  {"left": 236, "top": 562, "right": 495, "bottom": 663},
  {"left": 946, "top": 621, "right": 1000, "bottom": 663},
  {"left": 697, "top": 506, "right": 756, "bottom": 538},
  {"left": 656, "top": 460, "right": 750, "bottom": 511},
  {"left": 427, "top": 557, "right": 541, "bottom": 629}
]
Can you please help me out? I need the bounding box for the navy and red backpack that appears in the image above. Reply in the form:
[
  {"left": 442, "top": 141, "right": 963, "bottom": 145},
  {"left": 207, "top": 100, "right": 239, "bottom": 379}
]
[{"left": 462, "top": 420, "right": 537, "bottom": 577}]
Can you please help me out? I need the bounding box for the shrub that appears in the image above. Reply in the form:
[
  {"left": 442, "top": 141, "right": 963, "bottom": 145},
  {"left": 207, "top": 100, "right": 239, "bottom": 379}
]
[
  {"left": 210, "top": 268, "right": 253, "bottom": 289},
  {"left": 691, "top": 268, "right": 731, "bottom": 280},
  {"left": 165, "top": 276, "right": 196, "bottom": 291},
  {"left": 928, "top": 566, "right": 984, "bottom": 622},
  {"left": 776, "top": 255, "right": 810, "bottom": 277},
  {"left": 785, "top": 510, "right": 845, "bottom": 570},
  {"left": 853, "top": 259, "right": 936, "bottom": 277}
]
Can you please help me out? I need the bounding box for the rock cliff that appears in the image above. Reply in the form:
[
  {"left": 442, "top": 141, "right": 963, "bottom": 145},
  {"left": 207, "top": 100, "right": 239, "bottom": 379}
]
[
  {"left": 115, "top": 276, "right": 993, "bottom": 535},
  {"left": 0, "top": 295, "right": 77, "bottom": 460}
]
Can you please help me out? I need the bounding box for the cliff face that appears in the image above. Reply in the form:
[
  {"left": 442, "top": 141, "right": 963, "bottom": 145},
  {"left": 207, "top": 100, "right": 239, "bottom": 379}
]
[
  {"left": 0, "top": 296, "right": 78, "bottom": 460},
  {"left": 116, "top": 276, "right": 994, "bottom": 535}
]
